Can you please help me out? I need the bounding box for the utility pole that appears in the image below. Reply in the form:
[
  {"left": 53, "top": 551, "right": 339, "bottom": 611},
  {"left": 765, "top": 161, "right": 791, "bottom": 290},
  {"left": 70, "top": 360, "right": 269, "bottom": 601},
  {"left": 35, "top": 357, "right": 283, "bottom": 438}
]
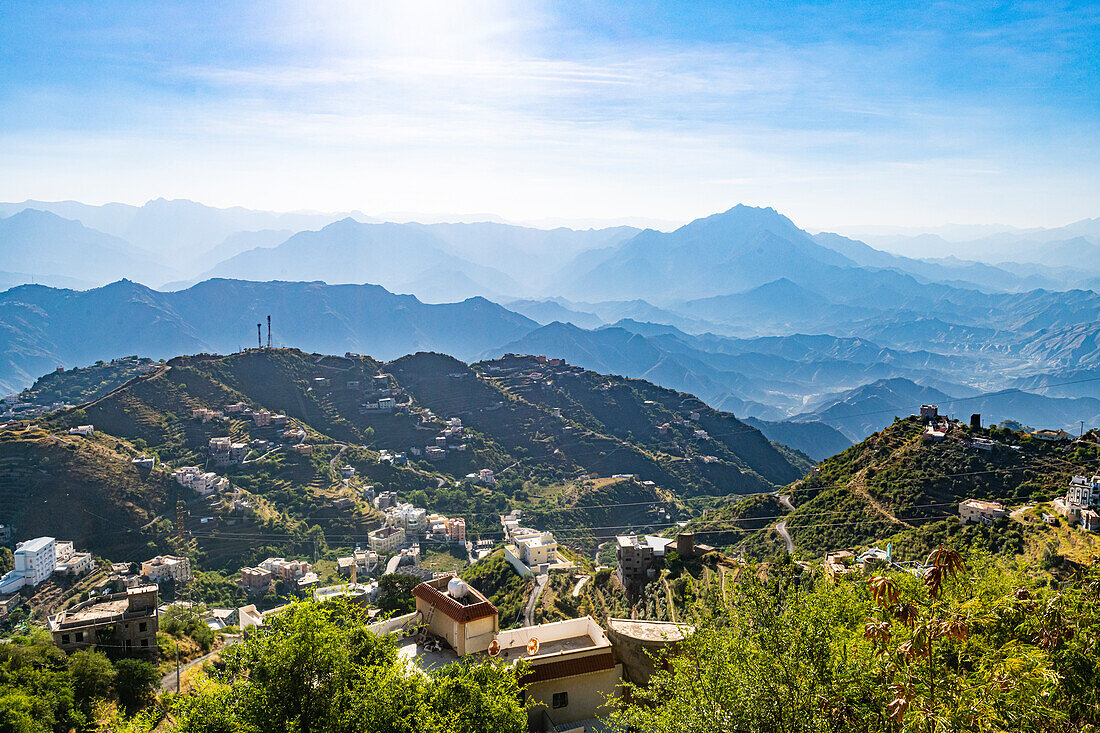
[{"left": 267, "top": 315, "right": 272, "bottom": 349}]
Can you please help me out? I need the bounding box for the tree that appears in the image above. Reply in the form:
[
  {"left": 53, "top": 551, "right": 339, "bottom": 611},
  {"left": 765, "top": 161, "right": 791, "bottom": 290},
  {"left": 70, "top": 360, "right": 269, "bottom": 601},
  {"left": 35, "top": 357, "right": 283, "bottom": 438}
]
[
  {"left": 377, "top": 573, "right": 421, "bottom": 614},
  {"left": 69, "top": 649, "right": 116, "bottom": 711},
  {"left": 113, "top": 658, "right": 160, "bottom": 714}
]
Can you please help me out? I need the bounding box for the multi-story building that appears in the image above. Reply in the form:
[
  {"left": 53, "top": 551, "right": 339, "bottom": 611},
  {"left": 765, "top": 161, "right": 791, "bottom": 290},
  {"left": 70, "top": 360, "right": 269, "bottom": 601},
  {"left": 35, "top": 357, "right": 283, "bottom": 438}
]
[
  {"left": 369, "top": 525, "right": 406, "bottom": 554},
  {"left": 0, "top": 537, "right": 58, "bottom": 593},
  {"left": 1067, "top": 475, "right": 1100, "bottom": 507},
  {"left": 259, "top": 558, "right": 312, "bottom": 583},
  {"left": 49, "top": 585, "right": 159, "bottom": 656},
  {"left": 447, "top": 517, "right": 466, "bottom": 543},
  {"left": 141, "top": 555, "right": 192, "bottom": 584},
  {"left": 615, "top": 535, "right": 674, "bottom": 589},
  {"left": 515, "top": 532, "right": 558, "bottom": 568},
  {"left": 239, "top": 567, "right": 272, "bottom": 594}
]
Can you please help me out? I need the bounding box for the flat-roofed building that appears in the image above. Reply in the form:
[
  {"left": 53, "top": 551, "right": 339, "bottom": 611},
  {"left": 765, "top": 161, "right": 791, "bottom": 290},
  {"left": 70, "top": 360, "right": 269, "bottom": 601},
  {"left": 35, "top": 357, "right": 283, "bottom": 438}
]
[
  {"left": 959, "top": 499, "right": 1007, "bottom": 526},
  {"left": 49, "top": 585, "right": 159, "bottom": 656},
  {"left": 493, "top": 616, "right": 623, "bottom": 731},
  {"left": 369, "top": 525, "right": 406, "bottom": 553},
  {"left": 142, "top": 555, "right": 192, "bottom": 584}
]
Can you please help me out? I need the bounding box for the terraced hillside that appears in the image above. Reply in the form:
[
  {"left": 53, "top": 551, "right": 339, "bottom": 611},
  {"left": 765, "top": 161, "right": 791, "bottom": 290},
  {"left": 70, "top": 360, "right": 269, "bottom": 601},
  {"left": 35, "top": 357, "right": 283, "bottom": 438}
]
[
  {"left": 770, "top": 416, "right": 1100, "bottom": 556},
  {"left": 2, "top": 347, "right": 809, "bottom": 570}
]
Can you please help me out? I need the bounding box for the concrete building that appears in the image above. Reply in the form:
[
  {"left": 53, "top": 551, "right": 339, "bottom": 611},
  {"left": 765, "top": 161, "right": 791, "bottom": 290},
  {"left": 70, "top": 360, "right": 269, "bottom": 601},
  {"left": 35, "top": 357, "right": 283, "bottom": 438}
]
[
  {"left": 56, "top": 551, "right": 94, "bottom": 577},
  {"left": 259, "top": 558, "right": 312, "bottom": 583},
  {"left": 68, "top": 425, "right": 94, "bottom": 436},
  {"left": 1032, "top": 429, "right": 1071, "bottom": 442},
  {"left": 919, "top": 405, "right": 939, "bottom": 420},
  {"left": 516, "top": 532, "right": 558, "bottom": 567},
  {"left": 1067, "top": 475, "right": 1100, "bottom": 507},
  {"left": 1082, "top": 509, "right": 1100, "bottom": 533},
  {"left": 0, "top": 537, "right": 57, "bottom": 593},
  {"left": 374, "top": 490, "right": 399, "bottom": 509},
  {"left": 959, "top": 499, "right": 1007, "bottom": 525},
  {"left": 49, "top": 585, "right": 159, "bottom": 656},
  {"left": 141, "top": 555, "right": 192, "bottom": 584},
  {"left": 369, "top": 525, "right": 406, "bottom": 553},
  {"left": 239, "top": 567, "right": 273, "bottom": 594},
  {"left": 606, "top": 618, "right": 692, "bottom": 687},
  {"left": 494, "top": 616, "right": 623, "bottom": 731},
  {"left": 447, "top": 517, "right": 466, "bottom": 543},
  {"left": 615, "top": 535, "right": 674, "bottom": 589},
  {"left": 413, "top": 575, "right": 500, "bottom": 657}
]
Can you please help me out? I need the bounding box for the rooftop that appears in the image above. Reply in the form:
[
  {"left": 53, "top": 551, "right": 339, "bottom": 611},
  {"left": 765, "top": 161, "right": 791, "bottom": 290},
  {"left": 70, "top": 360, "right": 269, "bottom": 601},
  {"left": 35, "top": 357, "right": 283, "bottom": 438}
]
[
  {"left": 412, "top": 575, "right": 497, "bottom": 623},
  {"left": 16, "top": 537, "right": 54, "bottom": 554},
  {"left": 606, "top": 618, "right": 692, "bottom": 643},
  {"left": 493, "top": 616, "right": 610, "bottom": 661}
]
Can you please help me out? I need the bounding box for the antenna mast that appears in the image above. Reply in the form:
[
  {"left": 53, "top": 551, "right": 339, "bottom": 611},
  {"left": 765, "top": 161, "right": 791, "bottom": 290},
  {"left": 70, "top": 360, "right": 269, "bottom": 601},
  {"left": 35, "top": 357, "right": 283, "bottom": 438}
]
[
  {"left": 267, "top": 315, "right": 272, "bottom": 349},
  {"left": 257, "top": 323, "right": 262, "bottom": 349}
]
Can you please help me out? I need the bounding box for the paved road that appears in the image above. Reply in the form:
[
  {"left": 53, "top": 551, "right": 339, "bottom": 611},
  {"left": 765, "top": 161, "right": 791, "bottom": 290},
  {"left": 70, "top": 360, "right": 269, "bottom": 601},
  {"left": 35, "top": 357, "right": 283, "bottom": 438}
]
[
  {"left": 777, "top": 494, "right": 795, "bottom": 512},
  {"left": 523, "top": 573, "right": 548, "bottom": 627},
  {"left": 775, "top": 521, "right": 795, "bottom": 554},
  {"left": 161, "top": 636, "right": 240, "bottom": 692}
]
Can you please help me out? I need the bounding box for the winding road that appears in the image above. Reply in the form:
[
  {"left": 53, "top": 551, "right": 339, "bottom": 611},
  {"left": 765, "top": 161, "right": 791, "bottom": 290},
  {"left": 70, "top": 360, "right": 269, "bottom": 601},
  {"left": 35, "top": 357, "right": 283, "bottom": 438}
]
[
  {"left": 523, "top": 573, "right": 548, "bottom": 627},
  {"left": 775, "top": 520, "right": 795, "bottom": 554}
]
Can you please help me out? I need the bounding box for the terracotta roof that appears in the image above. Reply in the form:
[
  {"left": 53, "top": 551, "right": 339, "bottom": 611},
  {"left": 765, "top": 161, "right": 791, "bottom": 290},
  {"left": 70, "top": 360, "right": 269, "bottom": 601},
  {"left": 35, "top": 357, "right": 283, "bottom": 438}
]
[
  {"left": 520, "top": 651, "right": 617, "bottom": 684},
  {"left": 413, "top": 582, "right": 497, "bottom": 623}
]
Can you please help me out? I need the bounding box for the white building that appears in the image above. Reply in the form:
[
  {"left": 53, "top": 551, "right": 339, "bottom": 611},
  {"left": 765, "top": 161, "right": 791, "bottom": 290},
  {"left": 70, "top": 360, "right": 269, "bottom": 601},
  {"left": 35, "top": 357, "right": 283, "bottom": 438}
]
[
  {"left": 68, "top": 425, "right": 94, "bottom": 436},
  {"left": 142, "top": 555, "right": 192, "bottom": 584},
  {"left": 1067, "top": 476, "right": 1100, "bottom": 507},
  {"left": 0, "top": 537, "right": 57, "bottom": 594},
  {"left": 959, "top": 499, "right": 1008, "bottom": 526}
]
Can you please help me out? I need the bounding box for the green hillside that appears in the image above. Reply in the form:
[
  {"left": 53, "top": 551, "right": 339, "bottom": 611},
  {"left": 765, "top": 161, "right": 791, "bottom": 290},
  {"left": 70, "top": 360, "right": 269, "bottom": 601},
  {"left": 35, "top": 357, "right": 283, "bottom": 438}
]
[
  {"left": 769, "top": 416, "right": 1099, "bottom": 556},
  {"left": 0, "top": 348, "right": 806, "bottom": 573}
]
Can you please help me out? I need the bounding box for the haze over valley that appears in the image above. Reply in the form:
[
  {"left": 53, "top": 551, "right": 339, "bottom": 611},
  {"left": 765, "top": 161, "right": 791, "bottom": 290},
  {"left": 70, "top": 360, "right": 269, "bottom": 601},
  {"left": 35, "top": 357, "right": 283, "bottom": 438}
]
[{"left": 2, "top": 199, "right": 1099, "bottom": 453}]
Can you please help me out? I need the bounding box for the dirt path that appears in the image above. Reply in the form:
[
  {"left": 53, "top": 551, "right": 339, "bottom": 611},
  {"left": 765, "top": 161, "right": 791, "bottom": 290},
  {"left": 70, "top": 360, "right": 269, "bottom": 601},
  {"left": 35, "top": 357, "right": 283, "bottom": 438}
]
[
  {"left": 161, "top": 636, "right": 240, "bottom": 692},
  {"left": 846, "top": 466, "right": 911, "bottom": 527}
]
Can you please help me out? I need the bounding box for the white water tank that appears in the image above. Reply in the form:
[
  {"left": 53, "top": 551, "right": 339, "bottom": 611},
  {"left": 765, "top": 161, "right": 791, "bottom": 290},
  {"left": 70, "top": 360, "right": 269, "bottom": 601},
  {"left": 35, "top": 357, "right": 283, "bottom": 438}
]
[{"left": 447, "top": 577, "right": 469, "bottom": 599}]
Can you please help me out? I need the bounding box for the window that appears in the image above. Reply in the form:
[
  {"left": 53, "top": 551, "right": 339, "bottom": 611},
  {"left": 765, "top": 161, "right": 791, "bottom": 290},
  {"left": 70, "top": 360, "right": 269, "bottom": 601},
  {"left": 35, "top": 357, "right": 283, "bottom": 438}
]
[
  {"left": 75, "top": 632, "right": 84, "bottom": 643},
  {"left": 139, "top": 622, "right": 147, "bottom": 632},
  {"left": 62, "top": 634, "right": 70, "bottom": 644},
  {"left": 140, "top": 639, "right": 149, "bottom": 647},
  {"left": 552, "top": 692, "right": 568, "bottom": 709}
]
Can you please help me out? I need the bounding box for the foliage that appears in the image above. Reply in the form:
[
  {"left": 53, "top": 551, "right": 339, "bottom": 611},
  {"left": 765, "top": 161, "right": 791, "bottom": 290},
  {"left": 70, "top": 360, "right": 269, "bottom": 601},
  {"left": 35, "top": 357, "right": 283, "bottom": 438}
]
[
  {"left": 112, "top": 658, "right": 160, "bottom": 714},
  {"left": 167, "top": 600, "right": 526, "bottom": 733},
  {"left": 376, "top": 573, "right": 421, "bottom": 614},
  {"left": 161, "top": 605, "right": 215, "bottom": 652}
]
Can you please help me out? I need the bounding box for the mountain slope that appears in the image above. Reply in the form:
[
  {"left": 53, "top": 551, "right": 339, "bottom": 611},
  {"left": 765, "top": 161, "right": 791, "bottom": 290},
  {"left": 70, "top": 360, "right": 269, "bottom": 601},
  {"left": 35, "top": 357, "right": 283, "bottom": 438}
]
[{"left": 0, "top": 279, "right": 539, "bottom": 392}]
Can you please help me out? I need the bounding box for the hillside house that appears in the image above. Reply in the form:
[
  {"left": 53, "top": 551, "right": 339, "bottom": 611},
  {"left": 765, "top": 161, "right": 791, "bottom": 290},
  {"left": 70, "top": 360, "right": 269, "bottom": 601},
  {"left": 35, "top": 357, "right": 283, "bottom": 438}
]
[
  {"left": 615, "top": 535, "right": 674, "bottom": 589},
  {"left": 259, "top": 557, "right": 312, "bottom": 583},
  {"left": 1067, "top": 475, "right": 1100, "bottom": 507},
  {"left": 131, "top": 455, "right": 155, "bottom": 469},
  {"left": 369, "top": 525, "right": 406, "bottom": 553},
  {"left": 239, "top": 567, "right": 272, "bottom": 594},
  {"left": 425, "top": 446, "right": 446, "bottom": 460},
  {"left": 919, "top": 405, "right": 939, "bottom": 420},
  {"left": 252, "top": 410, "right": 272, "bottom": 427},
  {"left": 374, "top": 490, "right": 398, "bottom": 509},
  {"left": 959, "top": 499, "right": 1008, "bottom": 526},
  {"left": 505, "top": 531, "right": 575, "bottom": 577},
  {"left": 0, "top": 537, "right": 56, "bottom": 594},
  {"left": 68, "top": 425, "right": 94, "bottom": 436},
  {"left": 1053, "top": 497, "right": 1082, "bottom": 522},
  {"left": 1082, "top": 509, "right": 1100, "bottom": 532},
  {"left": 413, "top": 575, "right": 499, "bottom": 657},
  {"left": 1032, "top": 429, "right": 1071, "bottom": 442},
  {"left": 192, "top": 408, "right": 215, "bottom": 422},
  {"left": 49, "top": 585, "right": 159, "bottom": 656},
  {"left": 969, "top": 437, "right": 997, "bottom": 451},
  {"left": 141, "top": 555, "right": 192, "bottom": 584},
  {"left": 492, "top": 616, "right": 623, "bottom": 731}
]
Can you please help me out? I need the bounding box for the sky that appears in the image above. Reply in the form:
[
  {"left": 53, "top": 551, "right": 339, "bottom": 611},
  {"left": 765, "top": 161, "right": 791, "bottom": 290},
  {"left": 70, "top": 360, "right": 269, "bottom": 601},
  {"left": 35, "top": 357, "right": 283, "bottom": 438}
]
[{"left": 1, "top": 0, "right": 1098, "bottom": 230}]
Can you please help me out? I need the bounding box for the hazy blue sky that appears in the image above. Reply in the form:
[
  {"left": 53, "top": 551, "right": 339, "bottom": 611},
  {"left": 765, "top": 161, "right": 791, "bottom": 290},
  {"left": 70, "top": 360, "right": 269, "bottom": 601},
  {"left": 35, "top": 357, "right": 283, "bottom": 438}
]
[{"left": 1, "top": 1, "right": 1097, "bottom": 229}]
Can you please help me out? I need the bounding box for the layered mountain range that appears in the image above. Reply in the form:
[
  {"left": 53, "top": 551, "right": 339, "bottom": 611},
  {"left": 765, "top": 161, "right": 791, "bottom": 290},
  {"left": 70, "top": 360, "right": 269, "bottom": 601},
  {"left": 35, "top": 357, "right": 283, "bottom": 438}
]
[{"left": 2, "top": 200, "right": 1099, "bottom": 449}]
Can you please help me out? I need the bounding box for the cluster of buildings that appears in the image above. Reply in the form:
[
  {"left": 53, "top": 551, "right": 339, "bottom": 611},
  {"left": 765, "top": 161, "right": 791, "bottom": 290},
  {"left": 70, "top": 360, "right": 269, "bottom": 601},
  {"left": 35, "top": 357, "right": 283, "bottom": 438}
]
[
  {"left": 367, "top": 493, "right": 467, "bottom": 552},
  {"left": 500, "top": 511, "right": 574, "bottom": 577},
  {"left": 615, "top": 532, "right": 714, "bottom": 592},
  {"left": 0, "top": 537, "right": 94, "bottom": 594},
  {"left": 208, "top": 436, "right": 250, "bottom": 466},
  {"left": 239, "top": 557, "right": 318, "bottom": 596},
  {"left": 1053, "top": 475, "right": 1100, "bottom": 531},
  {"left": 371, "top": 573, "right": 688, "bottom": 732},
  {"left": 357, "top": 374, "right": 405, "bottom": 413},
  {"left": 173, "top": 465, "right": 230, "bottom": 497}
]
